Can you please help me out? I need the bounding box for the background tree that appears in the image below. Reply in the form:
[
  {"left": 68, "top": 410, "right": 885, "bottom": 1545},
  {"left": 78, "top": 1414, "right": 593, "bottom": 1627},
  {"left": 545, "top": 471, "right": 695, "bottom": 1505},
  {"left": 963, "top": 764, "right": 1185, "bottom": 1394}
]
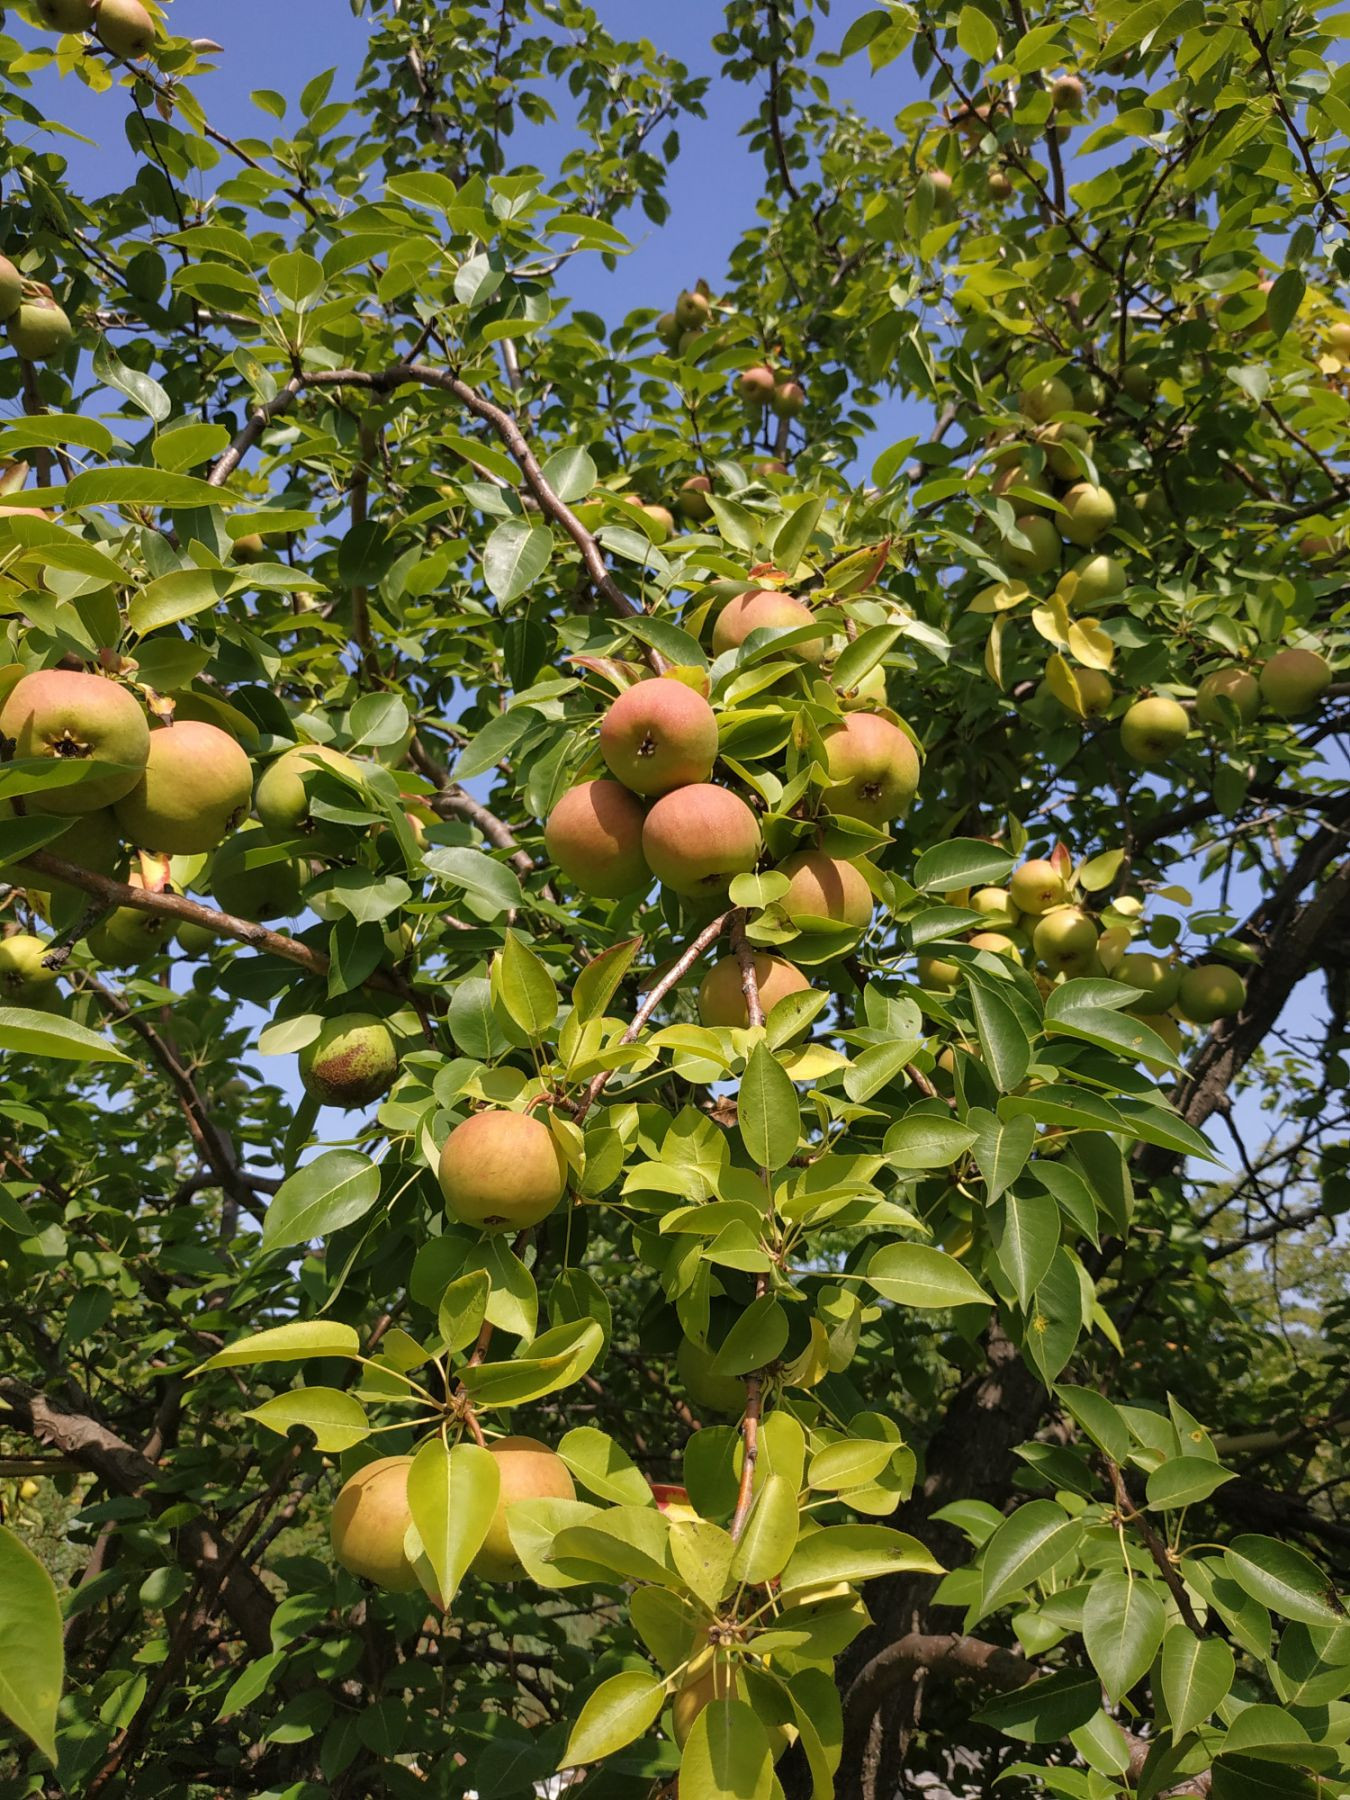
[{"left": 0, "top": 3, "right": 1346, "bottom": 1799}]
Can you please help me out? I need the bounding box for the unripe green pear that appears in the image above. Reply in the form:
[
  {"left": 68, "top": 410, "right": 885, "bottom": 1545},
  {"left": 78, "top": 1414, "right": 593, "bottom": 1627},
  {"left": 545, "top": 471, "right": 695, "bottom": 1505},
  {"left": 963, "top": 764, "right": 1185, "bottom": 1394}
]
[
  {"left": 6, "top": 298, "right": 73, "bottom": 361},
  {"left": 176, "top": 919, "right": 217, "bottom": 958},
  {"left": 544, "top": 779, "right": 650, "bottom": 899},
  {"left": 1325, "top": 320, "right": 1350, "bottom": 359},
  {"left": 655, "top": 310, "right": 679, "bottom": 346},
  {"left": 1195, "top": 667, "right": 1260, "bottom": 726},
  {"left": 1120, "top": 695, "right": 1188, "bottom": 765},
  {"left": 1176, "top": 963, "right": 1246, "bottom": 1024},
  {"left": 737, "top": 364, "right": 776, "bottom": 405},
  {"left": 331, "top": 1456, "right": 419, "bottom": 1592},
  {"left": 771, "top": 379, "right": 805, "bottom": 418},
  {"left": 712, "top": 590, "right": 823, "bottom": 661},
  {"left": 37, "top": 0, "right": 97, "bottom": 28},
  {"left": 992, "top": 460, "right": 1053, "bottom": 512},
  {"left": 1003, "top": 514, "right": 1061, "bottom": 575},
  {"left": 472, "top": 1437, "right": 576, "bottom": 1581},
  {"left": 1056, "top": 667, "right": 1113, "bottom": 718},
  {"left": 1058, "top": 482, "right": 1117, "bottom": 547},
  {"left": 698, "top": 953, "right": 809, "bottom": 1028},
  {"left": 299, "top": 1014, "right": 398, "bottom": 1108},
  {"left": 438, "top": 1109, "right": 567, "bottom": 1232},
  {"left": 1032, "top": 905, "right": 1098, "bottom": 975},
  {"left": 0, "top": 934, "right": 60, "bottom": 1007},
  {"left": 114, "top": 721, "right": 252, "bottom": 854},
  {"left": 780, "top": 849, "right": 874, "bottom": 934},
  {"left": 1038, "top": 420, "right": 1091, "bottom": 480},
  {"left": 641, "top": 784, "right": 761, "bottom": 896},
  {"left": 0, "top": 670, "right": 149, "bottom": 814},
  {"left": 254, "top": 743, "right": 362, "bottom": 836},
  {"left": 969, "top": 887, "right": 1017, "bottom": 924},
  {"left": 986, "top": 167, "right": 1013, "bottom": 200},
  {"left": 917, "top": 953, "right": 961, "bottom": 991},
  {"left": 969, "top": 931, "right": 1022, "bottom": 963},
  {"left": 1114, "top": 951, "right": 1180, "bottom": 1011},
  {"left": 208, "top": 824, "right": 304, "bottom": 920},
  {"left": 1118, "top": 361, "right": 1156, "bottom": 406},
  {"left": 1259, "top": 647, "right": 1331, "bottom": 717},
  {"left": 95, "top": 0, "right": 156, "bottom": 56},
  {"left": 821, "top": 713, "right": 920, "bottom": 826},
  {"left": 0, "top": 257, "right": 22, "bottom": 320},
  {"left": 1068, "top": 553, "right": 1126, "bottom": 606},
  {"left": 1019, "top": 375, "right": 1074, "bottom": 422},
  {"left": 1009, "top": 859, "right": 1068, "bottom": 916},
  {"left": 1051, "top": 74, "right": 1085, "bottom": 113},
  {"left": 837, "top": 662, "right": 888, "bottom": 710},
  {"left": 676, "top": 1337, "right": 744, "bottom": 1417},
  {"left": 675, "top": 475, "right": 712, "bottom": 521},
  {"left": 599, "top": 677, "right": 718, "bottom": 796},
  {"left": 88, "top": 872, "right": 176, "bottom": 965},
  {"left": 674, "top": 289, "right": 710, "bottom": 331}
]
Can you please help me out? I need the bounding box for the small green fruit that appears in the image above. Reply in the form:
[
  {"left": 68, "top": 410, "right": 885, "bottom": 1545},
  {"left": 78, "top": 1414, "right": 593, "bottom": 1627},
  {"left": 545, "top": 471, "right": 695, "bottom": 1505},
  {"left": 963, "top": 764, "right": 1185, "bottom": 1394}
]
[
  {"left": 94, "top": 0, "right": 156, "bottom": 58},
  {"left": 1003, "top": 514, "right": 1061, "bottom": 576},
  {"left": 114, "top": 721, "right": 252, "bottom": 854},
  {"left": 821, "top": 713, "right": 920, "bottom": 827},
  {"left": 1176, "top": 963, "right": 1246, "bottom": 1024},
  {"left": 6, "top": 298, "right": 73, "bottom": 361},
  {"left": 1032, "top": 906, "right": 1098, "bottom": 975},
  {"left": 1019, "top": 376, "right": 1074, "bottom": 422},
  {"left": 208, "top": 824, "right": 304, "bottom": 920},
  {"left": 299, "top": 1014, "right": 398, "bottom": 1109},
  {"left": 255, "top": 743, "right": 362, "bottom": 837},
  {"left": 0, "top": 934, "right": 60, "bottom": 1006},
  {"left": 675, "top": 475, "right": 712, "bottom": 521},
  {"left": 0, "top": 670, "right": 149, "bottom": 814},
  {"left": 674, "top": 289, "right": 710, "bottom": 330},
  {"left": 38, "top": 0, "right": 97, "bottom": 29},
  {"left": 1195, "top": 668, "right": 1260, "bottom": 727},
  {"left": 1058, "top": 482, "right": 1117, "bottom": 548},
  {"left": 1009, "top": 859, "right": 1067, "bottom": 916},
  {"left": 1068, "top": 553, "right": 1126, "bottom": 606},
  {"left": 1114, "top": 951, "right": 1179, "bottom": 1011},
  {"left": 1259, "top": 648, "right": 1331, "bottom": 718},
  {"left": 0, "top": 256, "right": 22, "bottom": 320},
  {"left": 1120, "top": 695, "right": 1188, "bottom": 765}
]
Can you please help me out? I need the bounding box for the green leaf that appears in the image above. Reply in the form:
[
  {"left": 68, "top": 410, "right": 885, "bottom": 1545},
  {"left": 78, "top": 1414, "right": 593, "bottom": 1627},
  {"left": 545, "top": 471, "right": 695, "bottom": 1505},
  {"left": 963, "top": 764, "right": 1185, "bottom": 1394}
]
[
  {"left": 92, "top": 336, "right": 171, "bottom": 423},
  {"left": 498, "top": 932, "right": 559, "bottom": 1038},
  {"left": 194, "top": 1320, "right": 360, "bottom": 1373},
  {"left": 558, "top": 1427, "right": 652, "bottom": 1506},
  {"left": 261, "top": 1151, "right": 381, "bottom": 1253},
  {"left": 772, "top": 495, "right": 825, "bottom": 572},
  {"left": 245, "top": 1386, "right": 370, "bottom": 1452},
  {"left": 970, "top": 1109, "right": 1036, "bottom": 1202},
  {"left": 991, "top": 1187, "right": 1060, "bottom": 1308},
  {"left": 539, "top": 446, "right": 597, "bottom": 505},
  {"left": 348, "top": 693, "right": 410, "bottom": 749},
  {"left": 978, "top": 1502, "right": 1085, "bottom": 1617},
  {"left": 406, "top": 1438, "right": 499, "bottom": 1609},
  {"left": 1161, "top": 1626, "right": 1234, "bottom": 1735},
  {"left": 1146, "top": 1457, "right": 1237, "bottom": 1511},
  {"left": 843, "top": 1040, "right": 918, "bottom": 1103},
  {"left": 128, "top": 569, "right": 237, "bottom": 638},
  {"left": 973, "top": 1668, "right": 1098, "bottom": 1743},
  {"left": 1082, "top": 1574, "right": 1166, "bottom": 1701},
  {"left": 884, "top": 1111, "right": 979, "bottom": 1168},
  {"left": 914, "top": 838, "right": 1015, "bottom": 893},
  {"left": 956, "top": 2, "right": 999, "bottom": 60},
  {"left": 780, "top": 1525, "right": 942, "bottom": 1592},
  {"left": 424, "top": 846, "right": 523, "bottom": 918},
  {"left": 786, "top": 1666, "right": 843, "bottom": 1799},
  {"left": 0, "top": 1526, "right": 62, "bottom": 1762},
  {"left": 559, "top": 1669, "right": 666, "bottom": 1769},
  {"left": 65, "top": 468, "right": 225, "bottom": 509},
  {"left": 572, "top": 935, "right": 642, "bottom": 1023},
  {"left": 865, "top": 1243, "right": 992, "bottom": 1309},
  {"left": 438, "top": 1270, "right": 492, "bottom": 1354},
  {"left": 483, "top": 519, "right": 552, "bottom": 604},
  {"left": 968, "top": 980, "right": 1033, "bottom": 1091},
  {"left": 1044, "top": 980, "right": 1182, "bottom": 1069},
  {"left": 738, "top": 1041, "right": 801, "bottom": 1172},
  {"left": 439, "top": 433, "right": 522, "bottom": 486},
  {"left": 1225, "top": 1536, "right": 1345, "bottom": 1628},
  {"left": 712, "top": 1295, "right": 788, "bottom": 1377},
  {"left": 1055, "top": 1386, "right": 1130, "bottom": 1464},
  {"left": 0, "top": 1007, "right": 132, "bottom": 1065},
  {"left": 680, "top": 1697, "right": 775, "bottom": 1800},
  {"left": 730, "top": 1473, "right": 798, "bottom": 1584},
  {"left": 460, "top": 1318, "right": 603, "bottom": 1406},
  {"left": 670, "top": 1519, "right": 735, "bottom": 1610}
]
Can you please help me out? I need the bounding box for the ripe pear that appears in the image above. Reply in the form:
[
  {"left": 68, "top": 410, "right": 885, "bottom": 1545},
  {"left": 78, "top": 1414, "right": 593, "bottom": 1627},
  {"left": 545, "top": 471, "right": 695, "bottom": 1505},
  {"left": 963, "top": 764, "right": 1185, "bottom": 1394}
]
[
  {"left": 1038, "top": 420, "right": 1091, "bottom": 480},
  {"left": 1068, "top": 553, "right": 1126, "bottom": 606},
  {"left": 712, "top": 589, "right": 823, "bottom": 662},
  {"left": 1019, "top": 376, "right": 1074, "bottom": 422},
  {"left": 114, "top": 721, "right": 252, "bottom": 854},
  {"left": 544, "top": 779, "right": 649, "bottom": 899},
  {"left": 438, "top": 1110, "right": 567, "bottom": 1232},
  {"left": 1259, "top": 647, "right": 1331, "bottom": 717},
  {"left": 255, "top": 743, "right": 362, "bottom": 836},
  {"left": 969, "top": 886, "right": 1017, "bottom": 924},
  {"left": 0, "top": 256, "right": 22, "bottom": 320},
  {"left": 1176, "top": 963, "right": 1246, "bottom": 1024},
  {"left": 1032, "top": 906, "right": 1098, "bottom": 975},
  {"left": 331, "top": 1456, "right": 419, "bottom": 1592},
  {"left": 641, "top": 784, "right": 760, "bottom": 895},
  {"left": 779, "top": 849, "right": 873, "bottom": 931},
  {"left": 676, "top": 1337, "right": 744, "bottom": 1417},
  {"left": 754, "top": 457, "right": 788, "bottom": 477},
  {"left": 88, "top": 873, "right": 175, "bottom": 965},
  {"left": 1059, "top": 667, "right": 1113, "bottom": 718},
  {"left": 1114, "top": 951, "right": 1179, "bottom": 1011},
  {"left": 0, "top": 670, "right": 149, "bottom": 813},
  {"left": 1009, "top": 859, "right": 1068, "bottom": 916},
  {"left": 737, "top": 365, "right": 776, "bottom": 405},
  {"left": 208, "top": 823, "right": 304, "bottom": 919},
  {"left": 698, "top": 953, "right": 808, "bottom": 1029},
  {"left": 1120, "top": 695, "right": 1188, "bottom": 765},
  {"left": 1326, "top": 320, "right": 1350, "bottom": 359},
  {"left": 6, "top": 298, "right": 73, "bottom": 362},
  {"left": 599, "top": 677, "right": 718, "bottom": 796},
  {"left": 0, "top": 934, "right": 60, "bottom": 1007},
  {"left": 992, "top": 460, "right": 1053, "bottom": 511},
  {"left": 837, "top": 661, "right": 888, "bottom": 711},
  {"left": 1195, "top": 667, "right": 1260, "bottom": 726},
  {"left": 299, "top": 1014, "right": 398, "bottom": 1108},
  {"left": 472, "top": 1437, "right": 577, "bottom": 1581},
  {"left": 675, "top": 475, "right": 712, "bottom": 521},
  {"left": 969, "top": 930, "right": 1022, "bottom": 963},
  {"left": 1003, "top": 514, "right": 1061, "bottom": 575},
  {"left": 95, "top": 0, "right": 156, "bottom": 56},
  {"left": 771, "top": 379, "right": 805, "bottom": 418},
  {"left": 674, "top": 289, "right": 710, "bottom": 331},
  {"left": 820, "top": 713, "right": 920, "bottom": 826},
  {"left": 1058, "top": 482, "right": 1117, "bottom": 547}
]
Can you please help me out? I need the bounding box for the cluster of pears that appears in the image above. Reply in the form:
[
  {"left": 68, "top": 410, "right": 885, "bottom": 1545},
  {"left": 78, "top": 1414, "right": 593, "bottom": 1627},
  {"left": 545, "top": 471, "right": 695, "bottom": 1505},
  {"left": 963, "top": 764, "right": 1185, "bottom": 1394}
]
[
  {"left": 330, "top": 1435, "right": 576, "bottom": 1595},
  {"left": 32, "top": 0, "right": 156, "bottom": 58},
  {"left": 733, "top": 360, "right": 805, "bottom": 419},
  {"left": 944, "top": 74, "right": 1085, "bottom": 202},
  {"left": 918, "top": 856, "right": 1247, "bottom": 1046},
  {"left": 1111, "top": 647, "right": 1334, "bottom": 767},
  {"left": 0, "top": 257, "right": 73, "bottom": 363}
]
